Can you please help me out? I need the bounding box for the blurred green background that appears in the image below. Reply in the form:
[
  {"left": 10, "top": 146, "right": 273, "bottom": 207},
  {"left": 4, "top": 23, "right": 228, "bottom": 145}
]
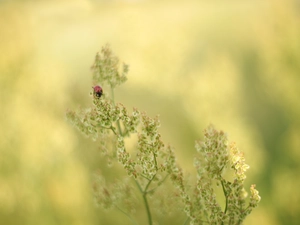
[{"left": 1, "top": 0, "right": 300, "bottom": 224}]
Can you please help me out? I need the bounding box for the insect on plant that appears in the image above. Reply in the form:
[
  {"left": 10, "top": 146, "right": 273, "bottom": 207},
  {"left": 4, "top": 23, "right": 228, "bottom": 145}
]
[
  {"left": 67, "top": 45, "right": 261, "bottom": 225},
  {"left": 93, "top": 85, "right": 103, "bottom": 98}
]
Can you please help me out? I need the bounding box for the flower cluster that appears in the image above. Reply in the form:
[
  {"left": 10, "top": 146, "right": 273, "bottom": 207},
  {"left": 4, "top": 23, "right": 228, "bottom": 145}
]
[
  {"left": 136, "top": 113, "right": 164, "bottom": 179},
  {"left": 66, "top": 108, "right": 99, "bottom": 141},
  {"left": 192, "top": 125, "right": 261, "bottom": 224},
  {"left": 117, "top": 135, "right": 137, "bottom": 178},
  {"left": 249, "top": 184, "right": 261, "bottom": 208},
  {"left": 91, "top": 44, "right": 128, "bottom": 88},
  {"left": 67, "top": 46, "right": 260, "bottom": 225},
  {"left": 195, "top": 125, "right": 229, "bottom": 179},
  {"left": 93, "top": 171, "right": 136, "bottom": 213},
  {"left": 229, "top": 142, "right": 250, "bottom": 181},
  {"left": 164, "top": 145, "right": 194, "bottom": 219}
]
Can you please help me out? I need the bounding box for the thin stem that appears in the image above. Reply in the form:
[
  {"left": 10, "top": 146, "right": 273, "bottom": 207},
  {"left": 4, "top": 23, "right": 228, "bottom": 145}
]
[
  {"left": 152, "top": 151, "right": 158, "bottom": 170},
  {"left": 221, "top": 179, "right": 228, "bottom": 214},
  {"left": 183, "top": 217, "right": 189, "bottom": 225},
  {"left": 99, "top": 124, "right": 117, "bottom": 135},
  {"left": 142, "top": 192, "right": 153, "bottom": 225},
  {"left": 220, "top": 177, "right": 229, "bottom": 225},
  {"left": 146, "top": 174, "right": 169, "bottom": 194},
  {"left": 110, "top": 86, "right": 123, "bottom": 136},
  {"left": 110, "top": 85, "right": 152, "bottom": 225},
  {"left": 145, "top": 174, "right": 156, "bottom": 192},
  {"left": 140, "top": 174, "right": 151, "bottom": 181},
  {"left": 134, "top": 179, "right": 153, "bottom": 225},
  {"left": 110, "top": 125, "right": 117, "bottom": 135},
  {"left": 135, "top": 179, "right": 143, "bottom": 193},
  {"left": 115, "top": 204, "right": 139, "bottom": 225}
]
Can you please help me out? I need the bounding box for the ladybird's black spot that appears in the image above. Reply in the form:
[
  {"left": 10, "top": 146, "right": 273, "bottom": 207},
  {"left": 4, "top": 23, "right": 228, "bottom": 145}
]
[{"left": 95, "top": 92, "right": 102, "bottom": 98}]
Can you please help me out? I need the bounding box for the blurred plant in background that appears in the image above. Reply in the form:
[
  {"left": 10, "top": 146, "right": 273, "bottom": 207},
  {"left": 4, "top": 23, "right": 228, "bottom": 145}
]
[
  {"left": 1, "top": 0, "right": 300, "bottom": 224},
  {"left": 67, "top": 45, "right": 260, "bottom": 225}
]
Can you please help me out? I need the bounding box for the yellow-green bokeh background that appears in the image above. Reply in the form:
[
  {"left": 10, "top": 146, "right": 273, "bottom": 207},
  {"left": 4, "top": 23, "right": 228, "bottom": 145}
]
[{"left": 1, "top": 0, "right": 300, "bottom": 224}]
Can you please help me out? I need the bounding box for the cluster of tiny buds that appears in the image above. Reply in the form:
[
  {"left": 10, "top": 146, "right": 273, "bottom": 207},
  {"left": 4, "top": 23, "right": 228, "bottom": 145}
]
[
  {"left": 67, "top": 46, "right": 261, "bottom": 225},
  {"left": 249, "top": 184, "right": 261, "bottom": 207},
  {"left": 93, "top": 171, "right": 136, "bottom": 212},
  {"left": 229, "top": 142, "right": 250, "bottom": 181},
  {"left": 195, "top": 125, "right": 229, "bottom": 179},
  {"left": 91, "top": 44, "right": 128, "bottom": 88},
  {"left": 192, "top": 125, "right": 261, "bottom": 224}
]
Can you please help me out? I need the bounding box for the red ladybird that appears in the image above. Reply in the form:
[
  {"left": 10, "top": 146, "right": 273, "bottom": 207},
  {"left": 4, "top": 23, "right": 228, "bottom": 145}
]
[{"left": 93, "top": 85, "right": 103, "bottom": 98}]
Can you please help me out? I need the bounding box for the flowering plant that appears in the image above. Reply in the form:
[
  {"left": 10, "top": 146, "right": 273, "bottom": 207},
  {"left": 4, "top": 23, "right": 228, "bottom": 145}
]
[{"left": 66, "top": 45, "right": 260, "bottom": 225}]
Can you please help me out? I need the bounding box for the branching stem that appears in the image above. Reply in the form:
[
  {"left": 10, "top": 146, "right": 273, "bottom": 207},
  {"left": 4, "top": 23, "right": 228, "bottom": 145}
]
[
  {"left": 135, "top": 180, "right": 153, "bottom": 225},
  {"left": 146, "top": 174, "right": 169, "bottom": 194},
  {"left": 221, "top": 178, "right": 228, "bottom": 217},
  {"left": 110, "top": 86, "right": 123, "bottom": 136},
  {"left": 115, "top": 204, "right": 139, "bottom": 225}
]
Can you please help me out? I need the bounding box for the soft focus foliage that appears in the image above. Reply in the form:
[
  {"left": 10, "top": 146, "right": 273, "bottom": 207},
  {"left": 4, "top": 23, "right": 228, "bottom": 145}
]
[{"left": 1, "top": 0, "right": 299, "bottom": 224}]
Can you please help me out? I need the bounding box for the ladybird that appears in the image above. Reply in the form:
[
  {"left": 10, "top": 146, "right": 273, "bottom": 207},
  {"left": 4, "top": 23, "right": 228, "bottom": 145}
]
[{"left": 93, "top": 85, "right": 103, "bottom": 98}]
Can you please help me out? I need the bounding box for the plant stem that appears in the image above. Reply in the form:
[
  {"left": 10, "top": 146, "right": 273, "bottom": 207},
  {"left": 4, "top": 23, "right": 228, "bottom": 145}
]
[
  {"left": 220, "top": 178, "right": 228, "bottom": 225},
  {"left": 143, "top": 192, "right": 153, "bottom": 225},
  {"left": 110, "top": 86, "right": 123, "bottom": 136},
  {"left": 183, "top": 217, "right": 189, "bottom": 225},
  {"left": 152, "top": 151, "right": 158, "bottom": 170},
  {"left": 115, "top": 204, "right": 139, "bottom": 225},
  {"left": 145, "top": 174, "right": 156, "bottom": 192},
  {"left": 221, "top": 179, "right": 228, "bottom": 214},
  {"left": 110, "top": 85, "right": 152, "bottom": 225},
  {"left": 146, "top": 174, "right": 169, "bottom": 194},
  {"left": 135, "top": 180, "right": 153, "bottom": 225}
]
